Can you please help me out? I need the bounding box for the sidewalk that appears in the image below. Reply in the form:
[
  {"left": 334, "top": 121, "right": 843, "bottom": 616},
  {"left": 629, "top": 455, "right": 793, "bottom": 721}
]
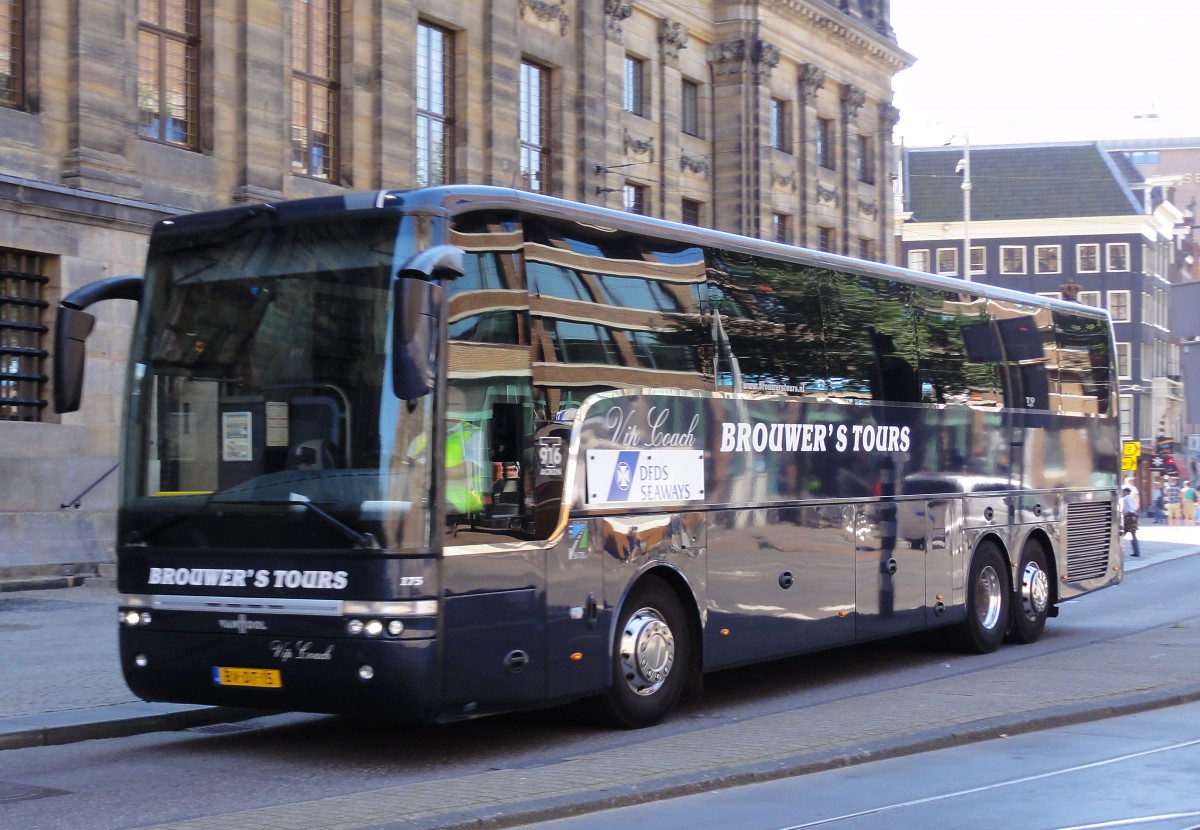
[{"left": 2, "top": 527, "right": 1200, "bottom": 830}]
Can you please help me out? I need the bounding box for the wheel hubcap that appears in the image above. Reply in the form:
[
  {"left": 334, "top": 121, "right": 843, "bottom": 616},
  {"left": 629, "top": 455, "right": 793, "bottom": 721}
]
[
  {"left": 975, "top": 565, "right": 1003, "bottom": 631},
  {"left": 1020, "top": 561, "right": 1049, "bottom": 619},
  {"left": 618, "top": 607, "right": 675, "bottom": 696}
]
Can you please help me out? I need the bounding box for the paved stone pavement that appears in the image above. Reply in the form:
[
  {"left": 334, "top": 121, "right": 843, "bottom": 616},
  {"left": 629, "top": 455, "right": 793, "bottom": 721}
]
[{"left": 1, "top": 524, "right": 1199, "bottom": 830}]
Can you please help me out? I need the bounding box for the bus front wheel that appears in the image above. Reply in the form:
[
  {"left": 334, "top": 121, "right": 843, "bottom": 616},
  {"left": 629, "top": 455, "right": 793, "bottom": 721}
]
[
  {"left": 1006, "top": 539, "right": 1051, "bottom": 644},
  {"left": 599, "top": 576, "right": 690, "bottom": 728},
  {"left": 950, "top": 541, "right": 1009, "bottom": 654}
]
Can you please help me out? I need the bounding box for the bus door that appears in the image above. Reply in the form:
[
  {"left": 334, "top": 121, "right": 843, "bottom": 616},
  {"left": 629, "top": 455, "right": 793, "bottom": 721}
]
[{"left": 855, "top": 501, "right": 926, "bottom": 639}]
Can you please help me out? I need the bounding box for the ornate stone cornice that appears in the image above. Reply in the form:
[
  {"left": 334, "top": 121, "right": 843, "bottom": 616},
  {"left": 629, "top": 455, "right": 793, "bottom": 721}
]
[
  {"left": 680, "top": 151, "right": 709, "bottom": 176},
  {"left": 798, "top": 63, "right": 826, "bottom": 104},
  {"left": 625, "top": 129, "right": 654, "bottom": 160},
  {"left": 605, "top": 0, "right": 632, "bottom": 43},
  {"left": 763, "top": 0, "right": 913, "bottom": 73},
  {"left": 840, "top": 83, "right": 866, "bottom": 123},
  {"left": 708, "top": 37, "right": 781, "bottom": 83},
  {"left": 520, "top": 0, "right": 570, "bottom": 35},
  {"left": 659, "top": 19, "right": 689, "bottom": 67}
]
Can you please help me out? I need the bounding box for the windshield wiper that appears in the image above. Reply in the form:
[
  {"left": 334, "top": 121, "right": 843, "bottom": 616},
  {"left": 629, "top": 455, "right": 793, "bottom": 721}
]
[
  {"left": 128, "top": 497, "right": 380, "bottom": 550},
  {"left": 210, "top": 498, "right": 380, "bottom": 549}
]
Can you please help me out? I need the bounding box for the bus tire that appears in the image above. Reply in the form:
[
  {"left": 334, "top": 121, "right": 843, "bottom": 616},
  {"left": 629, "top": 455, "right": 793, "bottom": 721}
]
[
  {"left": 949, "top": 541, "right": 1009, "bottom": 654},
  {"left": 599, "top": 575, "right": 690, "bottom": 729},
  {"left": 1006, "top": 539, "right": 1051, "bottom": 644}
]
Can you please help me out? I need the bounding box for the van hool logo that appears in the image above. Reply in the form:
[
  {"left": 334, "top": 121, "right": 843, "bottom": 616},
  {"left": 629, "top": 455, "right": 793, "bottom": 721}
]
[{"left": 217, "top": 614, "right": 268, "bottom": 634}]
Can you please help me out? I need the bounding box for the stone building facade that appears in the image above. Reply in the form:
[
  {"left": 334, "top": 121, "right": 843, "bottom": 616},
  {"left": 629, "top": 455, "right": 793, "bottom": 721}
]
[{"left": 0, "top": 0, "right": 911, "bottom": 581}]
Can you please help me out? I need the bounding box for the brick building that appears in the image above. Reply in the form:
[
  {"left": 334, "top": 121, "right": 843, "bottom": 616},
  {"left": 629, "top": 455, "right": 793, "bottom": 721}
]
[{"left": 0, "top": 1, "right": 911, "bottom": 580}]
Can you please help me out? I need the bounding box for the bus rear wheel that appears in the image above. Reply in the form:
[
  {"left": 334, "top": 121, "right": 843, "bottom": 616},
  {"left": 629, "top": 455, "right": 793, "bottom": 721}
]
[
  {"left": 949, "top": 541, "right": 1009, "bottom": 654},
  {"left": 599, "top": 576, "right": 690, "bottom": 729},
  {"left": 1006, "top": 539, "right": 1051, "bottom": 644}
]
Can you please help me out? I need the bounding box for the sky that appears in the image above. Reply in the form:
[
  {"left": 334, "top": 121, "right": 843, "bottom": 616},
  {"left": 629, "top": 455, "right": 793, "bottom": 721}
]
[{"left": 889, "top": 0, "right": 1200, "bottom": 148}]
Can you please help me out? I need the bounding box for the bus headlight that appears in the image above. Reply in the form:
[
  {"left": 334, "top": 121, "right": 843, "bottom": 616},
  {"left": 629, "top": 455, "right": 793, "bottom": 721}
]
[
  {"left": 387, "top": 620, "right": 404, "bottom": 636},
  {"left": 364, "top": 619, "right": 384, "bottom": 637}
]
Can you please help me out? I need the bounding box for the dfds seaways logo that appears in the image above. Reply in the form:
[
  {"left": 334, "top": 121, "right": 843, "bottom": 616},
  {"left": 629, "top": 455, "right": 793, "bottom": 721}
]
[{"left": 587, "top": 450, "right": 705, "bottom": 505}]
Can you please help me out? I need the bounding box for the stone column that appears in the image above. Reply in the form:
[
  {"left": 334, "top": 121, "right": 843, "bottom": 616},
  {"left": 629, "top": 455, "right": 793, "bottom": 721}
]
[
  {"left": 657, "top": 18, "right": 688, "bottom": 220},
  {"left": 877, "top": 101, "right": 900, "bottom": 264},
  {"left": 62, "top": 3, "right": 139, "bottom": 197},
  {"left": 796, "top": 63, "right": 825, "bottom": 249},
  {"left": 839, "top": 83, "right": 865, "bottom": 256},
  {"left": 232, "top": 0, "right": 287, "bottom": 203}
]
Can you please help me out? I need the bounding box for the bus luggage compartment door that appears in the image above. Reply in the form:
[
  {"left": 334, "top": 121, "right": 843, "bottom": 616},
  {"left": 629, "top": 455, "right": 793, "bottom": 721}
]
[
  {"left": 855, "top": 502, "right": 926, "bottom": 640},
  {"left": 442, "top": 588, "right": 545, "bottom": 714}
]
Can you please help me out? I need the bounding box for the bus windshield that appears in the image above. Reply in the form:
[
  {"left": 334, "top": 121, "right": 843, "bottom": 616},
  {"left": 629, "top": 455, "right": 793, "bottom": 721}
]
[{"left": 123, "top": 214, "right": 433, "bottom": 550}]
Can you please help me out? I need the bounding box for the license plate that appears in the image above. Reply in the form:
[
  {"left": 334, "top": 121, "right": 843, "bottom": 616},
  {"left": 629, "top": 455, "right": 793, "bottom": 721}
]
[{"left": 213, "top": 666, "right": 282, "bottom": 689}]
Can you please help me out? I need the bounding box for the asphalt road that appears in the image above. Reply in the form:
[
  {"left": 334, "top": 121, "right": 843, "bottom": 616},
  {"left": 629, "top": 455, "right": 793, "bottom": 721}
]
[
  {"left": 1, "top": 542, "right": 1198, "bottom": 830},
  {"left": 505, "top": 701, "right": 1200, "bottom": 830}
]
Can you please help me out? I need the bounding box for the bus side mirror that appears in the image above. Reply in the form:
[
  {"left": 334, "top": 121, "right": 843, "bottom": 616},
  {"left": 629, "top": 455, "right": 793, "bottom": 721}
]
[
  {"left": 53, "top": 275, "right": 144, "bottom": 413},
  {"left": 54, "top": 306, "right": 96, "bottom": 414},
  {"left": 391, "top": 278, "right": 442, "bottom": 402}
]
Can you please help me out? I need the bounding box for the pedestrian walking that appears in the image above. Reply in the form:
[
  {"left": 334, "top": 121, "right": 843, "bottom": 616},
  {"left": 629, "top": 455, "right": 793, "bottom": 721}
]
[
  {"left": 1123, "top": 475, "right": 1140, "bottom": 511},
  {"left": 1183, "top": 480, "right": 1198, "bottom": 526},
  {"left": 1152, "top": 482, "right": 1165, "bottom": 524},
  {"left": 1165, "top": 476, "right": 1183, "bottom": 525},
  {"left": 1122, "top": 487, "right": 1141, "bottom": 558}
]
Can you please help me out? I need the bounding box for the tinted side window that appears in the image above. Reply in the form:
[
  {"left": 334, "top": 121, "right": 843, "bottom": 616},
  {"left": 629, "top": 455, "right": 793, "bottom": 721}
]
[
  {"left": 525, "top": 215, "right": 708, "bottom": 394},
  {"left": 705, "top": 250, "right": 827, "bottom": 396},
  {"left": 912, "top": 288, "right": 1002, "bottom": 407},
  {"left": 1053, "top": 310, "right": 1112, "bottom": 415}
]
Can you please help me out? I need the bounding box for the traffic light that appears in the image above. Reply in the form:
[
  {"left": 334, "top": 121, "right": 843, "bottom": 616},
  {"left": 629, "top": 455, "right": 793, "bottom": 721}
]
[{"left": 1165, "top": 455, "right": 1179, "bottom": 475}]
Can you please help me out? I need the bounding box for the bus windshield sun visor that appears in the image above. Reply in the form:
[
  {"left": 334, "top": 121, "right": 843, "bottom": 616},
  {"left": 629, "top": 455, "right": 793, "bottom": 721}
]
[{"left": 54, "top": 275, "right": 144, "bottom": 413}]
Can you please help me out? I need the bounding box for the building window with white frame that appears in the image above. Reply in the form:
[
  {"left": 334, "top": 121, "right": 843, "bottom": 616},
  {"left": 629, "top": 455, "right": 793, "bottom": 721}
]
[
  {"left": 1107, "top": 242, "right": 1129, "bottom": 271},
  {"left": 1077, "top": 290, "right": 1100, "bottom": 307},
  {"left": 1037, "top": 292, "right": 1062, "bottom": 301},
  {"left": 623, "top": 55, "right": 645, "bottom": 116},
  {"left": 519, "top": 60, "right": 549, "bottom": 192},
  {"left": 1107, "top": 290, "right": 1130, "bottom": 322},
  {"left": 969, "top": 246, "right": 985, "bottom": 276},
  {"left": 907, "top": 249, "right": 930, "bottom": 272},
  {"left": 1077, "top": 243, "right": 1099, "bottom": 273},
  {"left": 1115, "top": 342, "right": 1131, "bottom": 378},
  {"left": 1000, "top": 246, "right": 1026, "bottom": 274},
  {"left": 1035, "top": 244, "right": 1060, "bottom": 274},
  {"left": 936, "top": 248, "right": 958, "bottom": 275},
  {"left": 416, "top": 21, "right": 454, "bottom": 187},
  {"left": 1118, "top": 395, "right": 1133, "bottom": 438}
]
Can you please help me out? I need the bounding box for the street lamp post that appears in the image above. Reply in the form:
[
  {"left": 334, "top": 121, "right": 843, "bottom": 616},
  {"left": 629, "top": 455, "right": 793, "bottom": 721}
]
[{"left": 959, "top": 137, "right": 971, "bottom": 281}]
